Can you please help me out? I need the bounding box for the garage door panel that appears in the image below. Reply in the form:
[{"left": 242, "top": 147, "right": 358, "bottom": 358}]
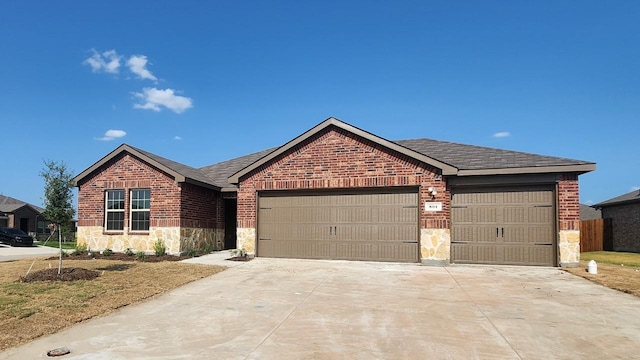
[
  {"left": 452, "top": 186, "right": 556, "bottom": 266},
  {"left": 258, "top": 190, "right": 419, "bottom": 262}
]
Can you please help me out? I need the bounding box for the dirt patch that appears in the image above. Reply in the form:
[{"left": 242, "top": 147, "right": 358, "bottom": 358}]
[
  {"left": 21, "top": 267, "right": 100, "bottom": 282},
  {"left": 566, "top": 261, "right": 640, "bottom": 297}
]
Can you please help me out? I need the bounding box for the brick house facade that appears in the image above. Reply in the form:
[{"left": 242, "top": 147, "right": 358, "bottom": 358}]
[
  {"left": 595, "top": 190, "right": 640, "bottom": 252},
  {"left": 74, "top": 118, "right": 595, "bottom": 265}
]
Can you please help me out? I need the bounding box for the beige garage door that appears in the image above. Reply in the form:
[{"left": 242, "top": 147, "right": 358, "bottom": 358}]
[
  {"left": 257, "top": 189, "right": 419, "bottom": 262},
  {"left": 451, "top": 186, "right": 556, "bottom": 266}
]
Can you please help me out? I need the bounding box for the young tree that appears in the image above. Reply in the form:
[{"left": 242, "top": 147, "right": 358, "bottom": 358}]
[{"left": 40, "top": 160, "right": 75, "bottom": 274}]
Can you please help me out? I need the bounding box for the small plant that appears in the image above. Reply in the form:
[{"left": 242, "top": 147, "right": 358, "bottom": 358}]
[
  {"left": 87, "top": 250, "right": 96, "bottom": 258},
  {"left": 203, "top": 243, "right": 213, "bottom": 254},
  {"left": 230, "top": 248, "right": 247, "bottom": 258},
  {"left": 73, "top": 243, "right": 88, "bottom": 256},
  {"left": 187, "top": 248, "right": 199, "bottom": 257},
  {"left": 102, "top": 248, "right": 113, "bottom": 256},
  {"left": 153, "top": 239, "right": 166, "bottom": 257},
  {"left": 124, "top": 248, "right": 135, "bottom": 256},
  {"left": 136, "top": 251, "right": 147, "bottom": 261}
]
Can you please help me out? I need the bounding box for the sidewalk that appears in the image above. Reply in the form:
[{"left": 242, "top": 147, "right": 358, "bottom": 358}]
[{"left": 0, "top": 244, "right": 61, "bottom": 262}]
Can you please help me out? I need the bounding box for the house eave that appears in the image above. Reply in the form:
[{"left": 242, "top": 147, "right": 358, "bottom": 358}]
[{"left": 455, "top": 163, "right": 596, "bottom": 177}]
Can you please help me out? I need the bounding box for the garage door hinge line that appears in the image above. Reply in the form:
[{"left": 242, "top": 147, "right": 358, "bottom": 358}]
[
  {"left": 444, "top": 267, "right": 524, "bottom": 360},
  {"left": 244, "top": 274, "right": 330, "bottom": 360}
]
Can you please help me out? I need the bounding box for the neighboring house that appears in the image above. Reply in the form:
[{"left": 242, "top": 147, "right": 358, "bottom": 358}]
[
  {"left": 580, "top": 204, "right": 601, "bottom": 220},
  {"left": 0, "top": 195, "right": 46, "bottom": 234},
  {"left": 594, "top": 190, "right": 640, "bottom": 252},
  {"left": 73, "top": 117, "right": 595, "bottom": 266}
]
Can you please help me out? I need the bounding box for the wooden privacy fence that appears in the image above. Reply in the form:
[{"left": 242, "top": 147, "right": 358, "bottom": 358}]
[{"left": 580, "top": 218, "right": 612, "bottom": 252}]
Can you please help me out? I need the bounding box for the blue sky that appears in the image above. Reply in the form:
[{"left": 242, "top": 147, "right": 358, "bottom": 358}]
[{"left": 1, "top": 1, "right": 638, "bottom": 208}]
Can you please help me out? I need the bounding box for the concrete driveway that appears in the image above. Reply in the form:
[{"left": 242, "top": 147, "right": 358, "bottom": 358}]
[{"left": 2, "top": 257, "right": 640, "bottom": 359}]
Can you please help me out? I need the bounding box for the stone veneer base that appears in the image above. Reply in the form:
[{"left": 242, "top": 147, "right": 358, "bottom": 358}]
[
  {"left": 77, "top": 226, "right": 220, "bottom": 255},
  {"left": 558, "top": 230, "right": 580, "bottom": 265},
  {"left": 420, "top": 228, "right": 450, "bottom": 263}
]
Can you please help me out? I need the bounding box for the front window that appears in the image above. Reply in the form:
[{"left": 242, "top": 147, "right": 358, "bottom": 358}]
[
  {"left": 37, "top": 220, "right": 51, "bottom": 234},
  {"left": 130, "top": 189, "right": 150, "bottom": 231},
  {"left": 105, "top": 190, "right": 125, "bottom": 231}
]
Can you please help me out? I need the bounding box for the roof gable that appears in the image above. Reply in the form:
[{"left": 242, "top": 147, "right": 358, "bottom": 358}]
[
  {"left": 227, "top": 117, "right": 458, "bottom": 184},
  {"left": 73, "top": 144, "right": 219, "bottom": 190}
]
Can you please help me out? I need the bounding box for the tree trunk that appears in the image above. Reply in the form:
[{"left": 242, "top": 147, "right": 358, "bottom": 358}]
[{"left": 58, "top": 224, "right": 62, "bottom": 274}]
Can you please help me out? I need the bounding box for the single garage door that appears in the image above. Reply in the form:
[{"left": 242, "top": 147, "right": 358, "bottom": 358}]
[
  {"left": 451, "top": 186, "right": 556, "bottom": 266},
  {"left": 257, "top": 189, "right": 419, "bottom": 262}
]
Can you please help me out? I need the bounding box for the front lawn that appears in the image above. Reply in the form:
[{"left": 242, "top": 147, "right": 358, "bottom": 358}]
[
  {"left": 0, "top": 258, "right": 225, "bottom": 351},
  {"left": 565, "top": 251, "right": 640, "bottom": 298},
  {"left": 37, "top": 240, "right": 77, "bottom": 250}
]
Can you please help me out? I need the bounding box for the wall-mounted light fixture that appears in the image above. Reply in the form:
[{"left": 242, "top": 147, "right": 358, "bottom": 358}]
[{"left": 427, "top": 187, "right": 437, "bottom": 197}]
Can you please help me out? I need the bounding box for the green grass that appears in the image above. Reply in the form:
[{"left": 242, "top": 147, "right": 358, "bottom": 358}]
[
  {"left": 581, "top": 251, "right": 640, "bottom": 267},
  {"left": 37, "top": 240, "right": 77, "bottom": 250}
]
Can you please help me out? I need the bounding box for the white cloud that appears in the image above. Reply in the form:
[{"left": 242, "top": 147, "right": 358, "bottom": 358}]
[
  {"left": 127, "top": 55, "right": 157, "bottom": 81},
  {"left": 174, "top": 136, "right": 183, "bottom": 140},
  {"left": 133, "top": 87, "right": 193, "bottom": 114},
  {"left": 95, "top": 129, "right": 127, "bottom": 141},
  {"left": 84, "top": 49, "right": 121, "bottom": 74},
  {"left": 492, "top": 131, "right": 511, "bottom": 138}
]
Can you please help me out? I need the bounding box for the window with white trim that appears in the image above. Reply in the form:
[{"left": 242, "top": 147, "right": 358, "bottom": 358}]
[
  {"left": 130, "top": 189, "right": 150, "bottom": 231},
  {"left": 105, "top": 190, "right": 125, "bottom": 231}
]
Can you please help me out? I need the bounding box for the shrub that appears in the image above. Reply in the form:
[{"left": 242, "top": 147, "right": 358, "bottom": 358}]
[
  {"left": 102, "top": 248, "right": 113, "bottom": 256},
  {"left": 73, "top": 243, "right": 88, "bottom": 256},
  {"left": 203, "top": 243, "right": 213, "bottom": 254},
  {"left": 153, "top": 239, "right": 166, "bottom": 257},
  {"left": 136, "top": 251, "right": 147, "bottom": 261},
  {"left": 124, "top": 248, "right": 135, "bottom": 256},
  {"left": 187, "top": 248, "right": 199, "bottom": 258}
]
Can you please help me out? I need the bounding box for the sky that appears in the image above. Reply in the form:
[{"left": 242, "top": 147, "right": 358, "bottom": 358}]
[{"left": 1, "top": 1, "right": 638, "bottom": 208}]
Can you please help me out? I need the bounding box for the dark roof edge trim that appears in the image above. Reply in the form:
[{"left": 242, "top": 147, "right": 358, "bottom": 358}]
[
  {"left": 227, "top": 117, "right": 459, "bottom": 184},
  {"left": 73, "top": 144, "right": 189, "bottom": 187},
  {"left": 455, "top": 163, "right": 596, "bottom": 177},
  {"left": 594, "top": 199, "right": 640, "bottom": 208}
]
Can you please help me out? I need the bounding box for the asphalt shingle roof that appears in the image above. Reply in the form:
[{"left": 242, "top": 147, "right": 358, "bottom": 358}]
[
  {"left": 395, "top": 139, "right": 592, "bottom": 170},
  {"left": 76, "top": 121, "right": 593, "bottom": 191},
  {"left": 127, "top": 145, "right": 221, "bottom": 188},
  {"left": 199, "top": 148, "right": 277, "bottom": 188},
  {"left": 594, "top": 189, "right": 640, "bottom": 207},
  {"left": 0, "top": 195, "right": 44, "bottom": 213}
]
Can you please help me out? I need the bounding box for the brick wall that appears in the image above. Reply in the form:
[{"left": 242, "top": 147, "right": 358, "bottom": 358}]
[
  {"left": 77, "top": 153, "right": 182, "bottom": 229},
  {"left": 180, "top": 182, "right": 222, "bottom": 229},
  {"left": 557, "top": 173, "right": 580, "bottom": 231},
  {"left": 237, "top": 126, "right": 449, "bottom": 228},
  {"left": 602, "top": 203, "right": 640, "bottom": 252}
]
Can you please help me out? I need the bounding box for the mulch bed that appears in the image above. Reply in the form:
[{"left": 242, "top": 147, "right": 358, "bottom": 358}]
[
  {"left": 21, "top": 267, "right": 101, "bottom": 282},
  {"left": 28, "top": 253, "right": 194, "bottom": 282},
  {"left": 48, "top": 253, "right": 192, "bottom": 262}
]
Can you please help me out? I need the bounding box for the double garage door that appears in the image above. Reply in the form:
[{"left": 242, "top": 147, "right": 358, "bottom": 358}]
[
  {"left": 451, "top": 186, "right": 556, "bottom": 266},
  {"left": 257, "top": 189, "right": 419, "bottom": 262}
]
